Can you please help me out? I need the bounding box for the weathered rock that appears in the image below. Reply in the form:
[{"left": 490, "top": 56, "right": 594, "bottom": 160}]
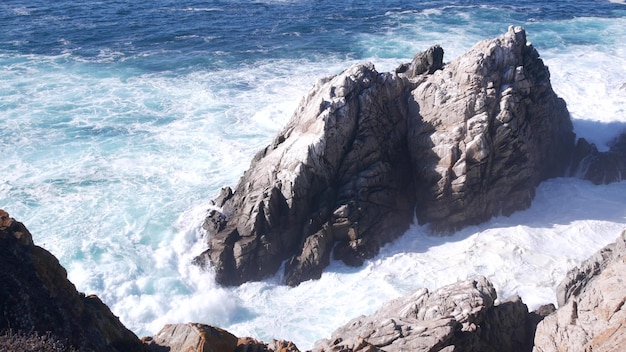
[
  {"left": 396, "top": 44, "right": 445, "bottom": 77},
  {"left": 234, "top": 337, "right": 301, "bottom": 352},
  {"left": 0, "top": 210, "right": 146, "bottom": 352},
  {"left": 571, "top": 132, "right": 626, "bottom": 184},
  {"left": 198, "top": 61, "right": 416, "bottom": 286},
  {"left": 408, "top": 26, "right": 574, "bottom": 232},
  {"left": 144, "top": 323, "right": 238, "bottom": 352},
  {"left": 312, "top": 276, "right": 537, "bottom": 352},
  {"left": 533, "top": 229, "right": 626, "bottom": 352},
  {"left": 198, "top": 26, "right": 575, "bottom": 286}
]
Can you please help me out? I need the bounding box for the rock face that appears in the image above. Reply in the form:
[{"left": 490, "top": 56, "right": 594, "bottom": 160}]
[
  {"left": 0, "top": 210, "right": 146, "bottom": 352},
  {"left": 533, "top": 229, "right": 626, "bottom": 352},
  {"left": 312, "top": 276, "right": 536, "bottom": 352},
  {"left": 198, "top": 26, "right": 575, "bottom": 286},
  {"left": 407, "top": 26, "right": 574, "bottom": 231}
]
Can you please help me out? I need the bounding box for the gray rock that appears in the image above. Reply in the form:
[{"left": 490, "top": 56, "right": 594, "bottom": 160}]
[
  {"left": 555, "top": 228, "right": 625, "bottom": 307},
  {"left": 312, "top": 277, "right": 536, "bottom": 352},
  {"left": 408, "top": 26, "right": 574, "bottom": 232},
  {"left": 197, "top": 26, "right": 575, "bottom": 286},
  {"left": 533, "top": 229, "right": 626, "bottom": 352},
  {"left": 198, "top": 62, "right": 416, "bottom": 286}
]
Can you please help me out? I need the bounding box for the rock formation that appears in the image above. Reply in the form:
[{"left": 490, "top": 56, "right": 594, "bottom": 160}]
[
  {"left": 571, "top": 132, "right": 626, "bottom": 184},
  {"left": 533, "top": 229, "right": 626, "bottom": 352},
  {"left": 0, "top": 210, "right": 146, "bottom": 352},
  {"left": 143, "top": 323, "right": 238, "bottom": 352},
  {"left": 197, "top": 26, "right": 575, "bottom": 286},
  {"left": 312, "top": 277, "right": 538, "bottom": 352},
  {"left": 2, "top": 208, "right": 625, "bottom": 352}
]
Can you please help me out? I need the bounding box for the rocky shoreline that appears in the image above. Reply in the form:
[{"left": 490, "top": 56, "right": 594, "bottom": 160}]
[
  {"left": 1, "top": 209, "right": 625, "bottom": 351},
  {"left": 2, "top": 27, "right": 625, "bottom": 351}
]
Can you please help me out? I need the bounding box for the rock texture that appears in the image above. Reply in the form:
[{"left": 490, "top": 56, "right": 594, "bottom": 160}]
[
  {"left": 0, "top": 210, "right": 146, "bottom": 352},
  {"left": 407, "top": 26, "right": 574, "bottom": 231},
  {"left": 144, "top": 323, "right": 238, "bottom": 352},
  {"left": 143, "top": 323, "right": 301, "bottom": 352},
  {"left": 312, "top": 276, "right": 537, "bottom": 352},
  {"left": 197, "top": 26, "right": 575, "bottom": 286},
  {"left": 533, "top": 229, "right": 626, "bottom": 352}
]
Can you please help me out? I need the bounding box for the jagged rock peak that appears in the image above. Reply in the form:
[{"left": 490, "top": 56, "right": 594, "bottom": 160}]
[{"left": 197, "top": 26, "right": 575, "bottom": 286}]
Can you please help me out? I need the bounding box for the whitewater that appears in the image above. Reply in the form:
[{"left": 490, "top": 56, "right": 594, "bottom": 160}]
[{"left": 1, "top": 0, "right": 625, "bottom": 349}]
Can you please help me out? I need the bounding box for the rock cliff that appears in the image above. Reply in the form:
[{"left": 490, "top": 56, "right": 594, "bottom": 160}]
[
  {"left": 0, "top": 209, "right": 301, "bottom": 352},
  {"left": 196, "top": 26, "right": 576, "bottom": 286},
  {"left": 0, "top": 210, "right": 146, "bottom": 352}
]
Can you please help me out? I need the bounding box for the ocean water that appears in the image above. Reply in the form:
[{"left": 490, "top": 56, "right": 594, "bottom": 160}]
[{"left": 1, "top": 0, "right": 626, "bottom": 349}]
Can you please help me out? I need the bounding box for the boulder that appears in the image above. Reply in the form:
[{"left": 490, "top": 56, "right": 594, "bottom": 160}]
[
  {"left": 0, "top": 210, "right": 146, "bottom": 352},
  {"left": 144, "top": 323, "right": 238, "bottom": 352},
  {"left": 533, "top": 229, "right": 626, "bottom": 352},
  {"left": 197, "top": 26, "right": 575, "bottom": 286},
  {"left": 234, "top": 337, "right": 300, "bottom": 352},
  {"left": 312, "top": 276, "right": 536, "bottom": 352}
]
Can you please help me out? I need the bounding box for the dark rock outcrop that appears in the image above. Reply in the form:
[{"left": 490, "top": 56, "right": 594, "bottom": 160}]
[
  {"left": 197, "top": 26, "right": 575, "bottom": 286},
  {"left": 571, "top": 132, "right": 626, "bottom": 184},
  {"left": 0, "top": 209, "right": 302, "bottom": 352},
  {"left": 312, "top": 276, "right": 538, "bottom": 352},
  {"left": 0, "top": 210, "right": 146, "bottom": 352},
  {"left": 533, "top": 229, "right": 626, "bottom": 352}
]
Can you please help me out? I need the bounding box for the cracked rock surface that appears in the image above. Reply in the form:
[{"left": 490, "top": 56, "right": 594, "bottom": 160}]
[{"left": 196, "top": 26, "right": 575, "bottom": 286}]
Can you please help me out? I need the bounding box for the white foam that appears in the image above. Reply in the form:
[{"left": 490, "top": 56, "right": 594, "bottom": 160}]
[
  {"left": 2, "top": 7, "right": 626, "bottom": 352},
  {"left": 205, "top": 179, "right": 626, "bottom": 349}
]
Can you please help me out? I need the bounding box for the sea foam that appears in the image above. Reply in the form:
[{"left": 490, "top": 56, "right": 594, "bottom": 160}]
[{"left": 1, "top": 2, "right": 625, "bottom": 351}]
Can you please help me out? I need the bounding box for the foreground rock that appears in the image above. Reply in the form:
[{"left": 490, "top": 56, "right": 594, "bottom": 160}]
[
  {"left": 0, "top": 210, "right": 301, "bottom": 352},
  {"left": 197, "top": 26, "right": 575, "bottom": 286},
  {"left": 312, "top": 276, "right": 538, "bottom": 352},
  {"left": 533, "top": 229, "right": 626, "bottom": 351},
  {"left": 0, "top": 210, "right": 146, "bottom": 352},
  {"left": 144, "top": 323, "right": 238, "bottom": 352}
]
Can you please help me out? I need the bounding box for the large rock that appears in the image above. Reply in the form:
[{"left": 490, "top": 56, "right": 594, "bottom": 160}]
[
  {"left": 407, "top": 26, "right": 574, "bottom": 231},
  {"left": 0, "top": 210, "right": 146, "bottom": 352},
  {"left": 197, "top": 26, "right": 575, "bottom": 286},
  {"left": 533, "top": 229, "right": 626, "bottom": 352},
  {"left": 198, "top": 62, "right": 416, "bottom": 286},
  {"left": 312, "top": 276, "right": 536, "bottom": 352}
]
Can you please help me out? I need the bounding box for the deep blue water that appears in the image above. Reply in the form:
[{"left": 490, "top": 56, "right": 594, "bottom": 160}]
[
  {"left": 2, "top": 1, "right": 624, "bottom": 69},
  {"left": 1, "top": 0, "right": 626, "bottom": 348}
]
